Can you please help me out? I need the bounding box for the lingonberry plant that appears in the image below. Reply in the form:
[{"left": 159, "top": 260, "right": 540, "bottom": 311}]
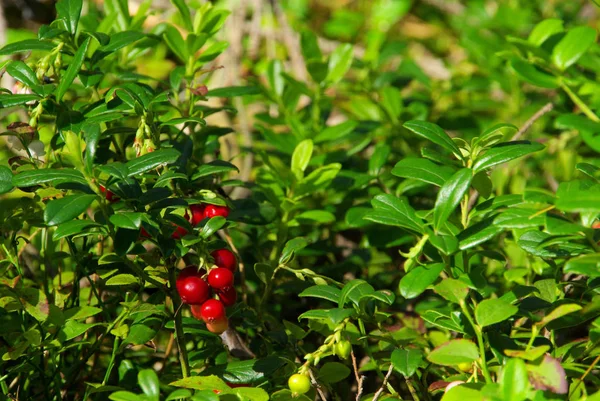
[{"left": 2, "top": 1, "right": 600, "bottom": 401}]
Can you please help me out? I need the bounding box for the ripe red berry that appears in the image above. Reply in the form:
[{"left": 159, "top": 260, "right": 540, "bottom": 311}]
[
  {"left": 176, "top": 266, "right": 210, "bottom": 305},
  {"left": 211, "top": 249, "right": 237, "bottom": 272},
  {"left": 208, "top": 268, "right": 234, "bottom": 290},
  {"left": 99, "top": 185, "right": 119, "bottom": 203},
  {"left": 203, "top": 204, "right": 229, "bottom": 219},
  {"left": 217, "top": 286, "right": 237, "bottom": 306},
  {"left": 198, "top": 299, "right": 226, "bottom": 322},
  {"left": 206, "top": 317, "right": 229, "bottom": 334},
  {"left": 140, "top": 227, "right": 151, "bottom": 238},
  {"left": 171, "top": 225, "right": 188, "bottom": 239},
  {"left": 190, "top": 204, "right": 205, "bottom": 226}
]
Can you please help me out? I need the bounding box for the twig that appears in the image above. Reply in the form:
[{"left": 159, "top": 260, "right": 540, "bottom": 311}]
[
  {"left": 351, "top": 349, "right": 365, "bottom": 401},
  {"left": 308, "top": 369, "right": 327, "bottom": 401},
  {"left": 512, "top": 102, "right": 554, "bottom": 141},
  {"left": 372, "top": 364, "right": 395, "bottom": 401}
]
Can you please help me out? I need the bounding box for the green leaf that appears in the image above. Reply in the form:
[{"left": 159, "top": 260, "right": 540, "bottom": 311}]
[
  {"left": 138, "top": 369, "right": 159, "bottom": 400},
  {"left": 291, "top": 139, "right": 313, "bottom": 176},
  {"left": 0, "top": 94, "right": 41, "bottom": 108},
  {"left": 7, "top": 61, "right": 40, "bottom": 91},
  {"left": 126, "top": 148, "right": 181, "bottom": 176},
  {"left": 53, "top": 220, "right": 102, "bottom": 240},
  {"left": 12, "top": 168, "right": 88, "bottom": 187},
  {"left": 434, "top": 278, "right": 469, "bottom": 304},
  {"left": 110, "top": 213, "right": 143, "bottom": 230},
  {"left": 556, "top": 179, "right": 600, "bottom": 212},
  {"left": 391, "top": 348, "right": 423, "bottom": 377},
  {"left": 433, "top": 168, "right": 473, "bottom": 230},
  {"left": 399, "top": 263, "right": 444, "bottom": 299},
  {"left": 170, "top": 375, "right": 230, "bottom": 392},
  {"left": 326, "top": 44, "right": 353, "bottom": 84},
  {"left": 295, "top": 163, "right": 341, "bottom": 198},
  {"left": 201, "top": 357, "right": 285, "bottom": 385},
  {"left": 364, "top": 194, "right": 425, "bottom": 234},
  {"left": 427, "top": 339, "right": 479, "bottom": 366},
  {"left": 536, "top": 304, "right": 582, "bottom": 328},
  {"left": 510, "top": 59, "right": 559, "bottom": 89},
  {"left": 475, "top": 299, "right": 518, "bottom": 327},
  {"left": 200, "top": 216, "right": 226, "bottom": 238},
  {"left": 254, "top": 263, "right": 274, "bottom": 285},
  {"left": 105, "top": 274, "right": 138, "bottom": 286},
  {"left": 0, "top": 39, "right": 54, "bottom": 55},
  {"left": 109, "top": 391, "right": 144, "bottom": 401},
  {"left": 472, "top": 141, "right": 544, "bottom": 173},
  {"left": 528, "top": 19, "right": 564, "bottom": 46},
  {"left": 56, "top": 0, "right": 83, "bottom": 35},
  {"left": 392, "top": 157, "right": 454, "bottom": 187},
  {"left": 441, "top": 384, "right": 484, "bottom": 401},
  {"left": 564, "top": 254, "right": 600, "bottom": 277},
  {"left": 339, "top": 279, "right": 374, "bottom": 307},
  {"left": 0, "top": 166, "right": 14, "bottom": 195},
  {"left": 403, "top": 120, "right": 461, "bottom": 155},
  {"left": 44, "top": 194, "right": 96, "bottom": 226},
  {"left": 163, "top": 24, "right": 187, "bottom": 62},
  {"left": 191, "top": 160, "right": 238, "bottom": 180},
  {"left": 299, "top": 285, "right": 341, "bottom": 303},
  {"left": 552, "top": 26, "right": 597, "bottom": 71},
  {"left": 555, "top": 113, "right": 600, "bottom": 153},
  {"left": 279, "top": 237, "right": 309, "bottom": 264},
  {"left": 296, "top": 210, "right": 336, "bottom": 224},
  {"left": 500, "top": 358, "right": 529, "bottom": 401},
  {"left": 206, "top": 86, "right": 261, "bottom": 97},
  {"left": 319, "top": 362, "right": 350, "bottom": 383},
  {"left": 171, "top": 0, "right": 193, "bottom": 31},
  {"left": 526, "top": 355, "right": 568, "bottom": 394},
  {"left": 56, "top": 37, "right": 90, "bottom": 101},
  {"left": 313, "top": 121, "right": 358, "bottom": 143},
  {"left": 99, "top": 31, "right": 145, "bottom": 53}
]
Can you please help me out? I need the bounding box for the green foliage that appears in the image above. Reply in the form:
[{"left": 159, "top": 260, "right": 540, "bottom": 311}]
[{"left": 2, "top": 1, "right": 600, "bottom": 401}]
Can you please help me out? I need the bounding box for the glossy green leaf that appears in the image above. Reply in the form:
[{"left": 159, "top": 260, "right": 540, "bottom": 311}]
[
  {"left": 392, "top": 157, "right": 454, "bottom": 187},
  {"left": 556, "top": 179, "right": 600, "bottom": 212},
  {"left": 433, "top": 168, "right": 473, "bottom": 230},
  {"left": 7, "top": 61, "right": 40, "bottom": 91},
  {"left": 313, "top": 120, "right": 358, "bottom": 143},
  {"left": 0, "top": 94, "right": 41, "bottom": 108},
  {"left": 472, "top": 141, "right": 544, "bottom": 173},
  {"left": 279, "top": 237, "right": 309, "bottom": 264},
  {"left": 171, "top": 0, "right": 193, "bottom": 31},
  {"left": 206, "top": 86, "right": 261, "bottom": 97},
  {"left": 537, "top": 304, "right": 582, "bottom": 328},
  {"left": 163, "top": 24, "right": 187, "bottom": 62},
  {"left": 528, "top": 19, "right": 564, "bottom": 46},
  {"left": 53, "top": 220, "right": 102, "bottom": 240},
  {"left": 291, "top": 139, "right": 313, "bottom": 175},
  {"left": 44, "top": 194, "right": 96, "bottom": 226},
  {"left": 403, "top": 120, "right": 461, "bottom": 155},
  {"left": 13, "top": 168, "right": 88, "bottom": 187},
  {"left": 0, "top": 166, "right": 14, "bottom": 194},
  {"left": 391, "top": 348, "right": 423, "bottom": 377},
  {"left": 295, "top": 163, "right": 341, "bottom": 198},
  {"left": 319, "top": 362, "right": 350, "bottom": 383},
  {"left": 56, "top": 37, "right": 90, "bottom": 101},
  {"left": 427, "top": 339, "right": 479, "bottom": 366},
  {"left": 126, "top": 148, "right": 181, "bottom": 176},
  {"left": 434, "top": 278, "right": 469, "bottom": 304},
  {"left": 56, "top": 0, "right": 83, "bottom": 35},
  {"left": 299, "top": 285, "right": 341, "bottom": 303},
  {"left": 339, "top": 279, "right": 374, "bottom": 308},
  {"left": 100, "top": 31, "right": 145, "bottom": 53},
  {"left": 510, "top": 59, "right": 559, "bottom": 89},
  {"left": 110, "top": 213, "right": 143, "bottom": 230},
  {"left": 399, "top": 263, "right": 444, "bottom": 299},
  {"left": 326, "top": 43, "right": 353, "bottom": 84},
  {"left": 364, "top": 194, "right": 425, "bottom": 234},
  {"left": 191, "top": 160, "right": 238, "bottom": 180},
  {"left": 564, "top": 254, "right": 600, "bottom": 277},
  {"left": 0, "top": 39, "right": 54, "bottom": 55},
  {"left": 138, "top": 369, "right": 159, "bottom": 400},
  {"left": 475, "top": 299, "right": 518, "bottom": 327},
  {"left": 552, "top": 26, "right": 597, "bottom": 71}
]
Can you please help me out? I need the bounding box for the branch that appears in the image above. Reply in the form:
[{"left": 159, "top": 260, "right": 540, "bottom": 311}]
[
  {"left": 372, "top": 364, "right": 395, "bottom": 401},
  {"left": 512, "top": 102, "right": 554, "bottom": 141},
  {"left": 351, "top": 349, "right": 366, "bottom": 401}
]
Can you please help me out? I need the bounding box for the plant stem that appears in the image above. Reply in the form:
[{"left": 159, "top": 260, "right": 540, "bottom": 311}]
[
  {"left": 168, "top": 267, "right": 190, "bottom": 378},
  {"left": 460, "top": 301, "right": 492, "bottom": 383},
  {"left": 561, "top": 83, "right": 600, "bottom": 123}
]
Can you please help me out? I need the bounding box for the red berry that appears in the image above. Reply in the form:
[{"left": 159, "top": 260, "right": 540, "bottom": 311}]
[
  {"left": 203, "top": 204, "right": 229, "bottom": 219},
  {"left": 206, "top": 317, "right": 229, "bottom": 334},
  {"left": 99, "top": 185, "right": 119, "bottom": 203},
  {"left": 171, "top": 225, "right": 188, "bottom": 239},
  {"left": 211, "top": 249, "right": 237, "bottom": 272},
  {"left": 217, "top": 286, "right": 237, "bottom": 306},
  {"left": 593, "top": 222, "right": 600, "bottom": 229},
  {"left": 208, "top": 268, "right": 234, "bottom": 290},
  {"left": 199, "top": 299, "right": 226, "bottom": 322},
  {"left": 140, "top": 227, "right": 151, "bottom": 238},
  {"left": 176, "top": 266, "right": 210, "bottom": 305},
  {"left": 190, "top": 204, "right": 205, "bottom": 226}
]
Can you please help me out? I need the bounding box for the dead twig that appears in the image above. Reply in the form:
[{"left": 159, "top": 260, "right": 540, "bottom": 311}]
[
  {"left": 351, "top": 349, "right": 366, "bottom": 401},
  {"left": 372, "top": 364, "right": 395, "bottom": 401},
  {"left": 308, "top": 369, "right": 328, "bottom": 401},
  {"left": 512, "top": 102, "right": 554, "bottom": 141}
]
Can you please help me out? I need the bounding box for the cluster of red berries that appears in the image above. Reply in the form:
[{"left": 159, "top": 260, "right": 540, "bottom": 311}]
[
  {"left": 172, "top": 203, "right": 229, "bottom": 239},
  {"left": 176, "top": 247, "right": 236, "bottom": 334}
]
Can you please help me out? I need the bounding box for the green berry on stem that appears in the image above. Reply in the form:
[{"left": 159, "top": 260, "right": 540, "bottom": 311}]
[{"left": 288, "top": 373, "right": 311, "bottom": 395}]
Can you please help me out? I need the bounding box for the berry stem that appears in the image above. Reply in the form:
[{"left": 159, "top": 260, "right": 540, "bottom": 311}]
[{"left": 169, "top": 266, "right": 191, "bottom": 378}]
